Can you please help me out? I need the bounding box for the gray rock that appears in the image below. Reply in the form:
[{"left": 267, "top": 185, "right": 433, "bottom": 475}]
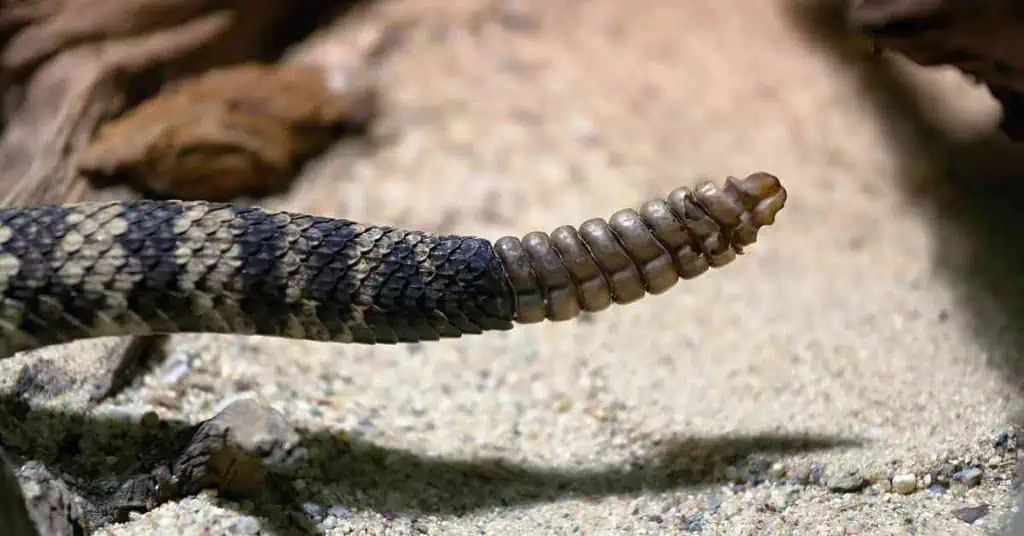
[
  {"left": 892, "top": 473, "right": 917, "bottom": 494},
  {"left": 925, "top": 484, "right": 946, "bottom": 494},
  {"left": 9, "top": 459, "right": 91, "bottom": 536},
  {"left": 953, "top": 504, "right": 990, "bottom": 524},
  {"left": 953, "top": 467, "right": 983, "bottom": 487},
  {"left": 111, "top": 465, "right": 180, "bottom": 518},
  {"left": 826, "top": 473, "right": 867, "bottom": 493},
  {"left": 787, "top": 464, "right": 812, "bottom": 485},
  {"left": 301, "top": 501, "right": 326, "bottom": 521},
  {"left": 328, "top": 505, "right": 353, "bottom": 519},
  {"left": 0, "top": 447, "right": 40, "bottom": 536},
  {"left": 235, "top": 514, "right": 262, "bottom": 534},
  {"left": 765, "top": 489, "right": 793, "bottom": 512},
  {"left": 685, "top": 511, "right": 705, "bottom": 532},
  {"left": 173, "top": 397, "right": 301, "bottom": 498}
]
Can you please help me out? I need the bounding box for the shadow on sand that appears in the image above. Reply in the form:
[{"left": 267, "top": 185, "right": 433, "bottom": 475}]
[{"left": 1, "top": 394, "right": 858, "bottom": 534}]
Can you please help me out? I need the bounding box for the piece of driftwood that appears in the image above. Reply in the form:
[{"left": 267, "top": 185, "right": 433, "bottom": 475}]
[
  {"left": 848, "top": 0, "right": 1024, "bottom": 139},
  {"left": 0, "top": 0, "right": 338, "bottom": 93},
  {"left": 0, "top": 12, "right": 235, "bottom": 206},
  {"left": 0, "top": 0, "right": 354, "bottom": 205},
  {"left": 76, "top": 62, "right": 379, "bottom": 200}
]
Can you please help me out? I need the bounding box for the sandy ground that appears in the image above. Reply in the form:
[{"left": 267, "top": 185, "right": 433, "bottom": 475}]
[{"left": 7, "top": 0, "right": 1024, "bottom": 534}]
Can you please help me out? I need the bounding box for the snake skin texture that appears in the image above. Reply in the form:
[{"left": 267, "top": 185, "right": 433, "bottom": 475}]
[{"left": 0, "top": 172, "right": 786, "bottom": 361}]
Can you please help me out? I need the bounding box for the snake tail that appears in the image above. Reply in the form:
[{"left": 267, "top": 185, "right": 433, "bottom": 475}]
[
  {"left": 0, "top": 172, "right": 785, "bottom": 359},
  {"left": 495, "top": 171, "right": 787, "bottom": 323}
]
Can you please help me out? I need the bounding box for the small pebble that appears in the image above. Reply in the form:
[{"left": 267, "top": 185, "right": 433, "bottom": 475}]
[
  {"left": 139, "top": 411, "right": 160, "bottom": 429},
  {"left": 880, "top": 476, "right": 894, "bottom": 492},
  {"left": 685, "top": 512, "right": 705, "bottom": 532},
  {"left": 235, "top": 515, "right": 261, "bottom": 534},
  {"left": 329, "top": 505, "right": 353, "bottom": 518},
  {"left": 954, "top": 467, "right": 983, "bottom": 487},
  {"left": 827, "top": 474, "right": 867, "bottom": 493},
  {"left": 766, "top": 489, "right": 792, "bottom": 512},
  {"left": 769, "top": 462, "right": 787, "bottom": 480},
  {"left": 553, "top": 396, "right": 572, "bottom": 413},
  {"left": 809, "top": 464, "right": 826, "bottom": 485},
  {"left": 496, "top": 0, "right": 541, "bottom": 32},
  {"left": 158, "top": 353, "right": 193, "bottom": 385},
  {"left": 786, "top": 464, "right": 811, "bottom": 484},
  {"left": 302, "top": 501, "right": 326, "bottom": 520},
  {"left": 719, "top": 500, "right": 741, "bottom": 518},
  {"left": 953, "top": 504, "right": 991, "bottom": 524},
  {"left": 892, "top": 473, "right": 917, "bottom": 494}
]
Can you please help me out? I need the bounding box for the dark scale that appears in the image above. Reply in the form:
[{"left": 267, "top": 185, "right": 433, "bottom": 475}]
[
  {"left": 109, "top": 201, "right": 190, "bottom": 335},
  {"left": 0, "top": 204, "right": 103, "bottom": 350}
]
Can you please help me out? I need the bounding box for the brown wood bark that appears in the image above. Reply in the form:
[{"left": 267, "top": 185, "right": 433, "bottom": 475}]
[
  {"left": 848, "top": 0, "right": 1024, "bottom": 140},
  {"left": 0, "top": 0, "right": 363, "bottom": 206}
]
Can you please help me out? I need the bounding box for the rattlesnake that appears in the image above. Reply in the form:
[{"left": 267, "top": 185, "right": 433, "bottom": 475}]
[
  {"left": 0, "top": 172, "right": 786, "bottom": 535},
  {"left": 0, "top": 172, "right": 786, "bottom": 360}
]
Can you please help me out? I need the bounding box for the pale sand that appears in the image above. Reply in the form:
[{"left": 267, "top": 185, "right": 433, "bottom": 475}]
[{"left": 6, "top": 0, "right": 1024, "bottom": 534}]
